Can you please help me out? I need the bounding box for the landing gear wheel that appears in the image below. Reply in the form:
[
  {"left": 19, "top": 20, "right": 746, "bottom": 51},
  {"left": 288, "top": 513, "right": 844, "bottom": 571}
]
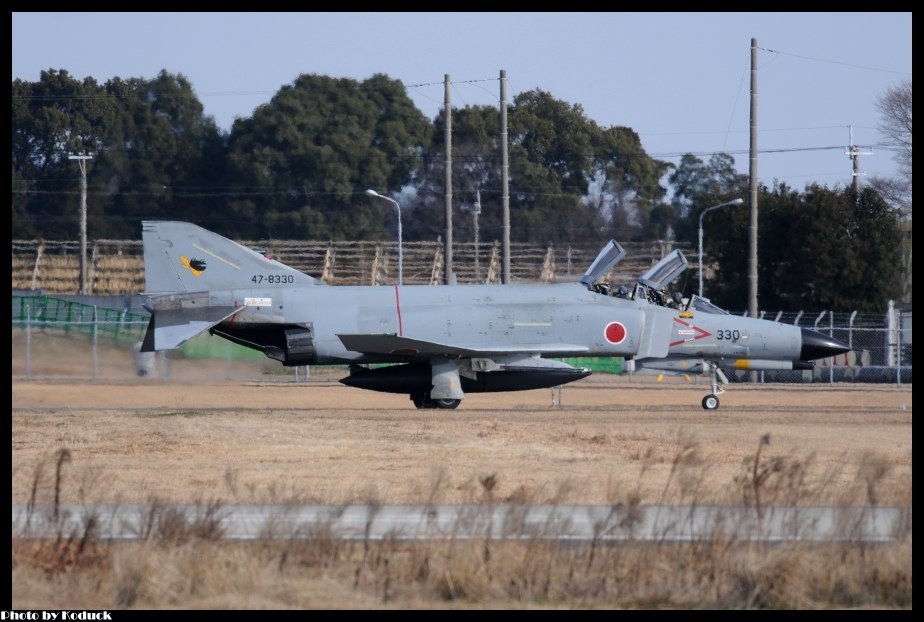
[
  {"left": 411, "top": 395, "right": 461, "bottom": 409},
  {"left": 702, "top": 362, "right": 727, "bottom": 410},
  {"left": 412, "top": 394, "right": 434, "bottom": 409}
]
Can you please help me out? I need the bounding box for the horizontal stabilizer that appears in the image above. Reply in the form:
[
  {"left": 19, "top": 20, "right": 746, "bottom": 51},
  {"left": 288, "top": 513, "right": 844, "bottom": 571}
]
[
  {"left": 337, "top": 333, "right": 588, "bottom": 358},
  {"left": 141, "top": 292, "right": 243, "bottom": 351}
]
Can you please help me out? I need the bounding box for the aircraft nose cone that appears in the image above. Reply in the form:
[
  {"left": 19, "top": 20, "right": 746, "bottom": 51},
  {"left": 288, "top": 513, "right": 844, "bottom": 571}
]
[{"left": 800, "top": 328, "right": 850, "bottom": 360}]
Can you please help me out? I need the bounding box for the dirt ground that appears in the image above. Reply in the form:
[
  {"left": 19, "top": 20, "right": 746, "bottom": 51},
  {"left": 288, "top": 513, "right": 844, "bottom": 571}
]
[{"left": 12, "top": 370, "right": 913, "bottom": 506}]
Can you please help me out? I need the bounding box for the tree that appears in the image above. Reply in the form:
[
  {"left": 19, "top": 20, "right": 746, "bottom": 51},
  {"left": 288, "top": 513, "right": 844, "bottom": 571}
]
[
  {"left": 701, "top": 184, "right": 901, "bottom": 312},
  {"left": 11, "top": 72, "right": 673, "bottom": 245},
  {"left": 224, "top": 74, "right": 430, "bottom": 240},
  {"left": 590, "top": 126, "right": 672, "bottom": 241},
  {"left": 670, "top": 153, "right": 744, "bottom": 214},
  {"left": 90, "top": 71, "right": 225, "bottom": 237},
  {"left": 870, "top": 79, "right": 911, "bottom": 213},
  {"left": 11, "top": 69, "right": 223, "bottom": 239},
  {"left": 506, "top": 90, "right": 668, "bottom": 243},
  {"left": 403, "top": 105, "right": 499, "bottom": 241},
  {"left": 669, "top": 153, "right": 748, "bottom": 243},
  {"left": 12, "top": 70, "right": 115, "bottom": 238},
  {"left": 406, "top": 91, "right": 669, "bottom": 245}
]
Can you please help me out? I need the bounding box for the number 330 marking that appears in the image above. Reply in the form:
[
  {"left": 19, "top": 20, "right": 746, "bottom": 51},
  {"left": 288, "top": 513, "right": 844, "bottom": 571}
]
[{"left": 715, "top": 329, "right": 740, "bottom": 341}]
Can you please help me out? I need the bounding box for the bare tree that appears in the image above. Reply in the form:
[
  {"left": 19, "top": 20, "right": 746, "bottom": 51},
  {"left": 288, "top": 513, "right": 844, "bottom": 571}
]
[{"left": 871, "top": 80, "right": 912, "bottom": 213}]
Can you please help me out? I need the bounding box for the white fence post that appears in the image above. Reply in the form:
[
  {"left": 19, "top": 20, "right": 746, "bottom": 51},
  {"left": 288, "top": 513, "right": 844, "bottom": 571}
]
[
  {"left": 848, "top": 310, "right": 857, "bottom": 351},
  {"left": 886, "top": 300, "right": 896, "bottom": 367},
  {"left": 896, "top": 313, "right": 902, "bottom": 388},
  {"left": 25, "top": 304, "right": 32, "bottom": 381},
  {"left": 92, "top": 305, "right": 99, "bottom": 380},
  {"left": 829, "top": 311, "right": 834, "bottom": 384}
]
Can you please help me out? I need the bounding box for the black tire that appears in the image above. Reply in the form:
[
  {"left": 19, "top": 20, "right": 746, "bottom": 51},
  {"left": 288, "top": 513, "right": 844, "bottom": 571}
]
[
  {"left": 412, "top": 394, "right": 432, "bottom": 409},
  {"left": 702, "top": 394, "right": 720, "bottom": 410},
  {"left": 434, "top": 398, "right": 461, "bottom": 410}
]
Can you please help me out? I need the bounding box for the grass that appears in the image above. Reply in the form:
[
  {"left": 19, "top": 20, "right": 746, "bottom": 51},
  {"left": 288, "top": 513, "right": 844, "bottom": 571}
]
[
  {"left": 11, "top": 536, "right": 914, "bottom": 609},
  {"left": 11, "top": 378, "right": 914, "bottom": 507},
  {"left": 12, "top": 439, "right": 913, "bottom": 609}
]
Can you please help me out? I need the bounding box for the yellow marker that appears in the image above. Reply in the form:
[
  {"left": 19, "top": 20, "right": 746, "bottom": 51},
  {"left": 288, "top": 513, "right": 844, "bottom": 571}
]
[
  {"left": 679, "top": 311, "right": 694, "bottom": 318},
  {"left": 735, "top": 359, "right": 750, "bottom": 370},
  {"left": 656, "top": 373, "right": 664, "bottom": 383},
  {"left": 180, "top": 256, "right": 202, "bottom": 277}
]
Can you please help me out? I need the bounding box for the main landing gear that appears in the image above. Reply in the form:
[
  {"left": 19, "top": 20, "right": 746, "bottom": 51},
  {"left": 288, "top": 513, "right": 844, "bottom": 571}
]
[
  {"left": 702, "top": 362, "right": 729, "bottom": 410},
  {"left": 411, "top": 394, "right": 461, "bottom": 409}
]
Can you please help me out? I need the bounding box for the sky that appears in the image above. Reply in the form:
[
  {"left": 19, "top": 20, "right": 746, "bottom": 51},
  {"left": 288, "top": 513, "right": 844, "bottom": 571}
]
[{"left": 12, "top": 12, "right": 912, "bottom": 193}]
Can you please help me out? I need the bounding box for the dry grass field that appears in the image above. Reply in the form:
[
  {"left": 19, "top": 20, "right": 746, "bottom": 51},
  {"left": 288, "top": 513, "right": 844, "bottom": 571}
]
[
  {"left": 12, "top": 373, "right": 912, "bottom": 507},
  {"left": 11, "top": 338, "right": 913, "bottom": 608}
]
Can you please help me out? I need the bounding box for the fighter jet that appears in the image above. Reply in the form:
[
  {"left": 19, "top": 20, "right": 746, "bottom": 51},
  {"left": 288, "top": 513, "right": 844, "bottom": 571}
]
[{"left": 140, "top": 221, "right": 849, "bottom": 410}]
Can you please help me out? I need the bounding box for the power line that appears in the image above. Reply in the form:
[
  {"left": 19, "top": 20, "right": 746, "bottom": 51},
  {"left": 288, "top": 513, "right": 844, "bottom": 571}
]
[
  {"left": 722, "top": 60, "right": 749, "bottom": 150},
  {"left": 639, "top": 125, "right": 873, "bottom": 136},
  {"left": 463, "top": 80, "right": 501, "bottom": 99},
  {"left": 758, "top": 46, "right": 911, "bottom": 76},
  {"left": 451, "top": 84, "right": 469, "bottom": 108},
  {"left": 14, "top": 142, "right": 904, "bottom": 196}
]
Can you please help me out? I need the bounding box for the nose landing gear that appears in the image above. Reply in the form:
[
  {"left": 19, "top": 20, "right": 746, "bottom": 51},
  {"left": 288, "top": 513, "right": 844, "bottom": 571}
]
[{"left": 702, "top": 362, "right": 728, "bottom": 410}]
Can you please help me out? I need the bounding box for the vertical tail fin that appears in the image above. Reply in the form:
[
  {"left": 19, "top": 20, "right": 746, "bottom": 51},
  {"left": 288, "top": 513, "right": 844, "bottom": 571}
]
[{"left": 142, "top": 221, "right": 315, "bottom": 294}]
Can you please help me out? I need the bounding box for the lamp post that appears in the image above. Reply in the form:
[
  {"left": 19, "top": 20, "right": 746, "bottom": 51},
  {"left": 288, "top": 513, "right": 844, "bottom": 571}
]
[
  {"left": 698, "top": 198, "right": 744, "bottom": 298},
  {"left": 365, "top": 189, "right": 403, "bottom": 286}
]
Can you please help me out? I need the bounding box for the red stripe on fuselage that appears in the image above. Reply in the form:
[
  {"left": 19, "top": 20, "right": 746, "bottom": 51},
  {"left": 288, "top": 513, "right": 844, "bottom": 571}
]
[{"left": 394, "top": 285, "right": 404, "bottom": 336}]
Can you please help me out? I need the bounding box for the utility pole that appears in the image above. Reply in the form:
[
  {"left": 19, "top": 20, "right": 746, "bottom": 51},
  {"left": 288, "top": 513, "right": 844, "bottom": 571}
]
[
  {"left": 500, "top": 69, "right": 511, "bottom": 284},
  {"left": 444, "top": 74, "right": 454, "bottom": 284},
  {"left": 845, "top": 125, "right": 873, "bottom": 193},
  {"left": 69, "top": 154, "right": 93, "bottom": 295},
  {"left": 748, "top": 39, "right": 758, "bottom": 321},
  {"left": 747, "top": 39, "right": 759, "bottom": 384}
]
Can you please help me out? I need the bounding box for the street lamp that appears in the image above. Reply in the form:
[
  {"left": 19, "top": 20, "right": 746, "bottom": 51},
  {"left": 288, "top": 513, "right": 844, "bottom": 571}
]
[
  {"left": 365, "top": 189, "right": 403, "bottom": 286},
  {"left": 698, "top": 198, "right": 744, "bottom": 298}
]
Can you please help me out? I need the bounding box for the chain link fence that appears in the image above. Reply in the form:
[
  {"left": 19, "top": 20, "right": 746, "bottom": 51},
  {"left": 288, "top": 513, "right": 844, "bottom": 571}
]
[
  {"left": 11, "top": 295, "right": 911, "bottom": 385},
  {"left": 725, "top": 306, "right": 912, "bottom": 385}
]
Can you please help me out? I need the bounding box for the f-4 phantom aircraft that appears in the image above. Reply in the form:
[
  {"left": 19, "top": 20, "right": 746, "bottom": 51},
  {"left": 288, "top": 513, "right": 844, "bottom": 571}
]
[{"left": 140, "top": 221, "right": 849, "bottom": 410}]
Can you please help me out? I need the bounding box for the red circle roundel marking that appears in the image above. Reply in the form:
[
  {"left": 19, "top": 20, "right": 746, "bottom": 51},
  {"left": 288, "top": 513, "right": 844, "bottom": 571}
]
[{"left": 604, "top": 321, "right": 627, "bottom": 345}]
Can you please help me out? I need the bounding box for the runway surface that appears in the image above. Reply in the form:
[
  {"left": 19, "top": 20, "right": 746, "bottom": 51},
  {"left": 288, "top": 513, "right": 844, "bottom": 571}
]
[{"left": 13, "top": 503, "right": 911, "bottom": 543}]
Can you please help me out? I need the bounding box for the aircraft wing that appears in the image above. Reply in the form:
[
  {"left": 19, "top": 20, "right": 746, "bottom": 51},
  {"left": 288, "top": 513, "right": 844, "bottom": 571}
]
[{"left": 337, "top": 334, "right": 589, "bottom": 358}]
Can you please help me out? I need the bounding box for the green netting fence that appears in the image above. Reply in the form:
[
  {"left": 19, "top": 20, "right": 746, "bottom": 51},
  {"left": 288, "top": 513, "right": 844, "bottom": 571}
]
[{"left": 13, "top": 295, "right": 149, "bottom": 344}]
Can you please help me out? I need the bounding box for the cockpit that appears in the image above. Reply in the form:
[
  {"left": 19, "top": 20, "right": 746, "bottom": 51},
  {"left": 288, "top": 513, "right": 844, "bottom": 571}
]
[{"left": 583, "top": 242, "right": 730, "bottom": 315}]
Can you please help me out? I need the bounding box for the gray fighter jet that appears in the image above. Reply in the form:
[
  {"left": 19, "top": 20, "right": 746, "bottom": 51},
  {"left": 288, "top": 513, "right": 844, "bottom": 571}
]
[{"left": 140, "top": 221, "right": 849, "bottom": 410}]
